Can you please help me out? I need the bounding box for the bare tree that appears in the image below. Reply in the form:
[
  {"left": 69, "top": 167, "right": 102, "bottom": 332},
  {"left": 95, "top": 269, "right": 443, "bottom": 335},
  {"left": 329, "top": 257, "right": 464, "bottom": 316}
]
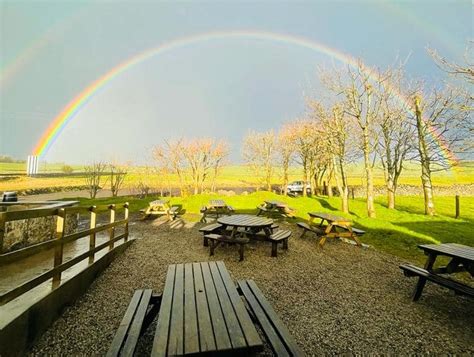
[
  {"left": 183, "top": 138, "right": 213, "bottom": 195},
  {"left": 84, "top": 162, "right": 108, "bottom": 199},
  {"left": 311, "top": 101, "right": 355, "bottom": 212},
  {"left": 429, "top": 45, "right": 474, "bottom": 87},
  {"left": 242, "top": 130, "right": 277, "bottom": 191},
  {"left": 322, "top": 61, "right": 396, "bottom": 217},
  {"left": 291, "top": 119, "right": 320, "bottom": 197},
  {"left": 153, "top": 140, "right": 188, "bottom": 196},
  {"left": 210, "top": 141, "right": 229, "bottom": 193},
  {"left": 411, "top": 84, "right": 472, "bottom": 215},
  {"left": 377, "top": 69, "right": 415, "bottom": 209},
  {"left": 277, "top": 123, "right": 296, "bottom": 195},
  {"left": 109, "top": 163, "right": 128, "bottom": 197}
]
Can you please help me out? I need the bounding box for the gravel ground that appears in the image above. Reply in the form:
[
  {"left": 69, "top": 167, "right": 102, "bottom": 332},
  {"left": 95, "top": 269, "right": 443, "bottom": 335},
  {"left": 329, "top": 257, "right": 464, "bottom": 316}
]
[{"left": 30, "top": 216, "right": 474, "bottom": 355}]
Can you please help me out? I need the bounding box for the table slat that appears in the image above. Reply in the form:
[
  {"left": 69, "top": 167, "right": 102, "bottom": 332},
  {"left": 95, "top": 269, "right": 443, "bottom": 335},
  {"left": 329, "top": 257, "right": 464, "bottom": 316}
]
[
  {"left": 184, "top": 263, "right": 199, "bottom": 354},
  {"left": 209, "top": 262, "right": 247, "bottom": 349},
  {"left": 192, "top": 263, "right": 216, "bottom": 352},
  {"left": 152, "top": 265, "right": 176, "bottom": 356},
  {"left": 308, "top": 212, "right": 351, "bottom": 223},
  {"left": 201, "top": 262, "right": 232, "bottom": 351},
  {"left": 168, "top": 264, "right": 185, "bottom": 355},
  {"left": 216, "top": 261, "right": 262, "bottom": 349},
  {"left": 419, "top": 243, "right": 474, "bottom": 262}
]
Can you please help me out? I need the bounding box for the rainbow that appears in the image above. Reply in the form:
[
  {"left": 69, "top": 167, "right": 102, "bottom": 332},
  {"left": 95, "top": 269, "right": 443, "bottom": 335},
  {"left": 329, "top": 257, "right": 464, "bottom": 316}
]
[{"left": 32, "top": 30, "right": 458, "bottom": 166}]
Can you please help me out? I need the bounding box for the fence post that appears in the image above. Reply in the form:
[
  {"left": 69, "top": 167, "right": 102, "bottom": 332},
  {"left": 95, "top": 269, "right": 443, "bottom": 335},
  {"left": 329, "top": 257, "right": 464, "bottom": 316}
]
[
  {"left": 124, "top": 203, "right": 129, "bottom": 241},
  {"left": 0, "top": 212, "right": 6, "bottom": 254},
  {"left": 52, "top": 208, "right": 66, "bottom": 288},
  {"left": 455, "top": 195, "right": 460, "bottom": 219},
  {"left": 109, "top": 204, "right": 116, "bottom": 250},
  {"left": 89, "top": 206, "right": 97, "bottom": 263}
]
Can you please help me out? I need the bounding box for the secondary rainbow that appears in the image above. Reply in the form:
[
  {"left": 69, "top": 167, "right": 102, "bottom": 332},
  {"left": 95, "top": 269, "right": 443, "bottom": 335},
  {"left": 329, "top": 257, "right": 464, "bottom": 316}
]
[{"left": 32, "top": 30, "right": 458, "bottom": 165}]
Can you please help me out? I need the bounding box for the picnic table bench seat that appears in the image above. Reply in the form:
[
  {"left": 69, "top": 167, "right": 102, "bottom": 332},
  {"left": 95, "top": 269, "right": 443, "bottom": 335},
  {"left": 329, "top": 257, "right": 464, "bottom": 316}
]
[
  {"left": 168, "top": 206, "right": 180, "bottom": 220},
  {"left": 206, "top": 233, "right": 250, "bottom": 261},
  {"left": 199, "top": 223, "right": 224, "bottom": 246},
  {"left": 296, "top": 222, "right": 324, "bottom": 237},
  {"left": 268, "top": 230, "right": 291, "bottom": 257},
  {"left": 400, "top": 263, "right": 474, "bottom": 301},
  {"left": 107, "top": 289, "right": 161, "bottom": 357},
  {"left": 332, "top": 223, "right": 365, "bottom": 235},
  {"left": 256, "top": 204, "right": 269, "bottom": 215},
  {"left": 237, "top": 280, "right": 304, "bottom": 357}
]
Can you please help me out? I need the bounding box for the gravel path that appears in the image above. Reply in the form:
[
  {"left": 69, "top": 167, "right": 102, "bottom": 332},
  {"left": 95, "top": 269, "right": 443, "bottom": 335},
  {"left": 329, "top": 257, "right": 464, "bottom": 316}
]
[{"left": 30, "top": 217, "right": 474, "bottom": 355}]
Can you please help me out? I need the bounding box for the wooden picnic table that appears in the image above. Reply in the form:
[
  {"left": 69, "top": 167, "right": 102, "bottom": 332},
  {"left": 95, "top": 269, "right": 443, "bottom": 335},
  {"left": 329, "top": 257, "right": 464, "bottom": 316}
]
[
  {"left": 209, "top": 199, "right": 227, "bottom": 208},
  {"left": 400, "top": 243, "right": 474, "bottom": 301},
  {"left": 151, "top": 261, "right": 263, "bottom": 356},
  {"left": 307, "top": 212, "right": 361, "bottom": 247},
  {"left": 265, "top": 200, "right": 287, "bottom": 208},
  {"left": 257, "top": 200, "right": 295, "bottom": 218},
  {"left": 218, "top": 214, "right": 274, "bottom": 238},
  {"left": 200, "top": 199, "right": 234, "bottom": 222},
  {"left": 419, "top": 243, "right": 474, "bottom": 276}
]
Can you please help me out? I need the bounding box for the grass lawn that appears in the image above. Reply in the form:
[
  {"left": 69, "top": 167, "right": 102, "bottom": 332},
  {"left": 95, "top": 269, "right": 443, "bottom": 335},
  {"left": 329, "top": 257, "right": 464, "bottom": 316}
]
[{"left": 66, "top": 191, "right": 473, "bottom": 265}]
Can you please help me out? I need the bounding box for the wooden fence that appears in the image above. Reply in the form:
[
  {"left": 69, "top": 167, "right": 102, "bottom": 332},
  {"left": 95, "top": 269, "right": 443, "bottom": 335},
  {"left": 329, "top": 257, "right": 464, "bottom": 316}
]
[{"left": 0, "top": 203, "right": 129, "bottom": 305}]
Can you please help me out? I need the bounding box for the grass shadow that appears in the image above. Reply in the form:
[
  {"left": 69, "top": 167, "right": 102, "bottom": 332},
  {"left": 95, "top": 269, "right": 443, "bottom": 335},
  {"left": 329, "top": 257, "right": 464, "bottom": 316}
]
[
  {"left": 393, "top": 220, "right": 473, "bottom": 247},
  {"left": 313, "top": 197, "right": 338, "bottom": 211}
]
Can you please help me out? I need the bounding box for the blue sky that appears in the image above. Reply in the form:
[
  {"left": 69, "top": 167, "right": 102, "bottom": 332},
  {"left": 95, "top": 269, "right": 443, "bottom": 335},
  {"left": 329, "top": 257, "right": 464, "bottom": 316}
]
[{"left": 0, "top": 0, "right": 471, "bottom": 164}]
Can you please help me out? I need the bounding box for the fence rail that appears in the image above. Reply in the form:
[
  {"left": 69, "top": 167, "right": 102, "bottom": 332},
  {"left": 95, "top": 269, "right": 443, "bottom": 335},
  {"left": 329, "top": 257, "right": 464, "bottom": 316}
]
[{"left": 0, "top": 203, "right": 129, "bottom": 305}]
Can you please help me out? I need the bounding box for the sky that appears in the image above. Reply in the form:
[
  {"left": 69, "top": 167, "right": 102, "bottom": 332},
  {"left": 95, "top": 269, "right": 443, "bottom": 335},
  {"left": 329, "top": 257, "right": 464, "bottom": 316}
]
[{"left": 0, "top": 0, "right": 472, "bottom": 164}]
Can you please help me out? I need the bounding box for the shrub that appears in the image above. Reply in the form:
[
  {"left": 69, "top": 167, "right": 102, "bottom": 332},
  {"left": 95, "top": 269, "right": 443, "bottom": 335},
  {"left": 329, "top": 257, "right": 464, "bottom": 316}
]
[{"left": 61, "top": 164, "right": 74, "bottom": 174}]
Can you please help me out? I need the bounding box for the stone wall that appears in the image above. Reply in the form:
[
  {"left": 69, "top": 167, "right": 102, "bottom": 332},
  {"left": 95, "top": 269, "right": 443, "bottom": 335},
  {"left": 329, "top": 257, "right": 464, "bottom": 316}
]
[
  {"left": 4, "top": 214, "right": 78, "bottom": 252},
  {"left": 347, "top": 184, "right": 474, "bottom": 198},
  {"left": 1, "top": 201, "right": 79, "bottom": 253}
]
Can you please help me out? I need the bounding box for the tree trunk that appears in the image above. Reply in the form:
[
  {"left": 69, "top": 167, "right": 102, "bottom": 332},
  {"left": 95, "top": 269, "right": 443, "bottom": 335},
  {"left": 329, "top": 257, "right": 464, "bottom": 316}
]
[
  {"left": 341, "top": 187, "right": 349, "bottom": 213},
  {"left": 414, "top": 95, "right": 435, "bottom": 216},
  {"left": 283, "top": 166, "right": 289, "bottom": 196},
  {"left": 332, "top": 156, "right": 349, "bottom": 213},
  {"left": 386, "top": 176, "right": 395, "bottom": 209},
  {"left": 302, "top": 164, "right": 308, "bottom": 197},
  {"left": 363, "top": 128, "right": 376, "bottom": 218},
  {"left": 421, "top": 161, "right": 435, "bottom": 215},
  {"left": 387, "top": 187, "right": 395, "bottom": 209}
]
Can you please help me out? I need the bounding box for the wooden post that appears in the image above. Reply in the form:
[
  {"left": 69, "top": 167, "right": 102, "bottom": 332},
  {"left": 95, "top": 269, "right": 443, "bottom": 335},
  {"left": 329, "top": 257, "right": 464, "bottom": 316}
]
[
  {"left": 0, "top": 212, "right": 6, "bottom": 254},
  {"left": 455, "top": 195, "right": 460, "bottom": 219},
  {"left": 89, "top": 206, "right": 97, "bottom": 263},
  {"left": 351, "top": 187, "right": 355, "bottom": 199},
  {"left": 109, "top": 204, "right": 116, "bottom": 250},
  {"left": 124, "top": 203, "right": 129, "bottom": 241},
  {"left": 52, "top": 208, "right": 66, "bottom": 288}
]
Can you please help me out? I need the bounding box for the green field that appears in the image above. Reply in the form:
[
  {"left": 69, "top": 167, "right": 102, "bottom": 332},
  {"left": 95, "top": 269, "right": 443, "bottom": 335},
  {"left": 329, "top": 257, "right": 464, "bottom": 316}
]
[
  {"left": 66, "top": 192, "right": 473, "bottom": 266},
  {"left": 1, "top": 162, "right": 473, "bottom": 192}
]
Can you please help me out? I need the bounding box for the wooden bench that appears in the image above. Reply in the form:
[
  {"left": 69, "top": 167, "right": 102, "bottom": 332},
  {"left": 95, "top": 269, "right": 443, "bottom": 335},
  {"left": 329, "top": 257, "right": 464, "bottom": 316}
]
[
  {"left": 296, "top": 222, "right": 324, "bottom": 237},
  {"left": 268, "top": 230, "right": 291, "bottom": 257},
  {"left": 107, "top": 289, "right": 161, "bottom": 357},
  {"left": 168, "top": 206, "right": 180, "bottom": 220},
  {"left": 256, "top": 204, "right": 269, "bottom": 216},
  {"left": 199, "top": 223, "right": 223, "bottom": 246},
  {"left": 400, "top": 264, "right": 474, "bottom": 301},
  {"left": 206, "top": 233, "right": 249, "bottom": 261},
  {"left": 333, "top": 224, "right": 365, "bottom": 236},
  {"left": 237, "top": 280, "right": 304, "bottom": 356}
]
